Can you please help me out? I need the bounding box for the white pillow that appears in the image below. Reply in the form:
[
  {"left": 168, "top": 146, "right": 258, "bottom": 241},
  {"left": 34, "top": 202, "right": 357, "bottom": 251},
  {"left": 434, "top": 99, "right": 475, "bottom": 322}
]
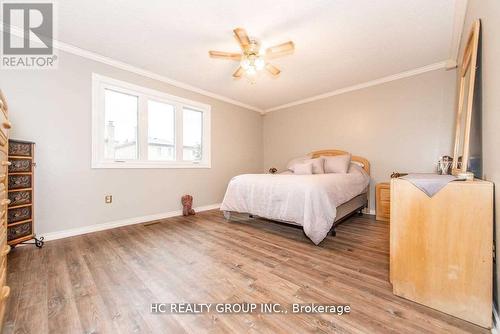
[
  {"left": 351, "top": 160, "right": 365, "bottom": 168},
  {"left": 293, "top": 162, "right": 313, "bottom": 175},
  {"left": 348, "top": 162, "right": 367, "bottom": 175},
  {"left": 286, "top": 155, "right": 311, "bottom": 171},
  {"left": 323, "top": 155, "right": 351, "bottom": 173},
  {"left": 300, "top": 157, "right": 325, "bottom": 174}
]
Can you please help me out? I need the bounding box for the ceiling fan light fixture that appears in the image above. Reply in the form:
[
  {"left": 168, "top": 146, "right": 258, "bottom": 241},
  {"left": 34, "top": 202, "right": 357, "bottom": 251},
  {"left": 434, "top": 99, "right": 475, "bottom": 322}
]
[
  {"left": 209, "top": 27, "right": 295, "bottom": 81},
  {"left": 241, "top": 58, "right": 251, "bottom": 70},
  {"left": 254, "top": 57, "right": 265, "bottom": 70},
  {"left": 246, "top": 66, "right": 257, "bottom": 76},
  {"left": 240, "top": 54, "right": 265, "bottom": 74}
]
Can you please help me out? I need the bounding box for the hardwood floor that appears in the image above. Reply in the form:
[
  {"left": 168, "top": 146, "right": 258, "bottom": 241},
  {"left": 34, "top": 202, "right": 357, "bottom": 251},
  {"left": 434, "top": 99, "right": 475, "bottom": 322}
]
[{"left": 2, "top": 210, "right": 490, "bottom": 333}]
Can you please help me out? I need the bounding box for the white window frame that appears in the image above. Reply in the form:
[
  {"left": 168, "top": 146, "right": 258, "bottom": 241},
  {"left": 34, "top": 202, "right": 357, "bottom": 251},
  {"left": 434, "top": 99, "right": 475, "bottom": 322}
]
[{"left": 92, "top": 73, "right": 211, "bottom": 169}]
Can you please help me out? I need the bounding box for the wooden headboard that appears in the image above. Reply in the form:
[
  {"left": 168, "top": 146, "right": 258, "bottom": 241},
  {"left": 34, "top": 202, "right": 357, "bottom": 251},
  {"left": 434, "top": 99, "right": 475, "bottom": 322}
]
[{"left": 310, "top": 149, "right": 370, "bottom": 175}]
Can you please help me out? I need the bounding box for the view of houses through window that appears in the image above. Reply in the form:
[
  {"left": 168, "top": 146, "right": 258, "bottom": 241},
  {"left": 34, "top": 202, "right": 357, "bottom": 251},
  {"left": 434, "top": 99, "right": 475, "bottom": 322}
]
[{"left": 93, "top": 74, "right": 210, "bottom": 168}]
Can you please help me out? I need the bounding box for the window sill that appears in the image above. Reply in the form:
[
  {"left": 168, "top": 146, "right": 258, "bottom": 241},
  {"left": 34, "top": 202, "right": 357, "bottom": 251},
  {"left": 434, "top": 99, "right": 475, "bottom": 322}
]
[{"left": 91, "top": 161, "right": 211, "bottom": 169}]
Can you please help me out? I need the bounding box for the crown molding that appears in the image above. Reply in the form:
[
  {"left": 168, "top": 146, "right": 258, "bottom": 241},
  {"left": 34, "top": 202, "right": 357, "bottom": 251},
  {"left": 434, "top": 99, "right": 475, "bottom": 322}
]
[
  {"left": 2, "top": 23, "right": 455, "bottom": 116},
  {"left": 0, "top": 23, "right": 264, "bottom": 114},
  {"left": 448, "top": 0, "right": 468, "bottom": 68},
  {"left": 263, "top": 61, "right": 449, "bottom": 113}
]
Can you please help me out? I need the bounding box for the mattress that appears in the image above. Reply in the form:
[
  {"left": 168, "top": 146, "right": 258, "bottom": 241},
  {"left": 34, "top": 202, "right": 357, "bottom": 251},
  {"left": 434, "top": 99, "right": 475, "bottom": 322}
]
[
  {"left": 335, "top": 192, "right": 368, "bottom": 222},
  {"left": 220, "top": 165, "right": 370, "bottom": 244}
]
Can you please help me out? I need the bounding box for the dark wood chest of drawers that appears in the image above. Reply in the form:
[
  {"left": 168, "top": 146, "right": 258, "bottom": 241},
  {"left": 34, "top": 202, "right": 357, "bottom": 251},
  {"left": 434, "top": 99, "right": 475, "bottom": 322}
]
[{"left": 7, "top": 140, "right": 35, "bottom": 245}]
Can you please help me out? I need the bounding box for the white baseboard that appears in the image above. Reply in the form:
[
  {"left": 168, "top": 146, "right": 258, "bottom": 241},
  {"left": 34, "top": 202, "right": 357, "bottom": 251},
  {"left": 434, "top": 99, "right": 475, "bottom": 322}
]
[
  {"left": 363, "top": 208, "right": 376, "bottom": 215},
  {"left": 41, "top": 203, "right": 221, "bottom": 242},
  {"left": 492, "top": 304, "right": 499, "bottom": 334}
]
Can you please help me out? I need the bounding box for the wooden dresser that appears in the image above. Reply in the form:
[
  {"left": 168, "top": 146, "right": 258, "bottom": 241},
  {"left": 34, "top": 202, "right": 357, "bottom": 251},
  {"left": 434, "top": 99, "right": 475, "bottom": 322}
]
[
  {"left": 375, "top": 182, "right": 390, "bottom": 221},
  {"left": 7, "top": 140, "right": 35, "bottom": 245},
  {"left": 390, "top": 178, "right": 493, "bottom": 328},
  {"left": 0, "top": 91, "right": 12, "bottom": 326}
]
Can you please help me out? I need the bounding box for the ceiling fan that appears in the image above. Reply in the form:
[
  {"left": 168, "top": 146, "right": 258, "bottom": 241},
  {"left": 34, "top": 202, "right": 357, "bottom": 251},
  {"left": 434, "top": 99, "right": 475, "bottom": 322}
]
[{"left": 209, "top": 28, "right": 294, "bottom": 80}]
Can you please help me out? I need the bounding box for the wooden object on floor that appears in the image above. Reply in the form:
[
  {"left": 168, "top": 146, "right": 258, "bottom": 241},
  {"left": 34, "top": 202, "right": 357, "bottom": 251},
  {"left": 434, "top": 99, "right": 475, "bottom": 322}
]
[
  {"left": 0, "top": 90, "right": 11, "bottom": 327},
  {"left": 3, "top": 210, "right": 488, "bottom": 333},
  {"left": 375, "top": 182, "right": 390, "bottom": 222},
  {"left": 7, "top": 140, "right": 35, "bottom": 246},
  {"left": 390, "top": 178, "right": 493, "bottom": 328}
]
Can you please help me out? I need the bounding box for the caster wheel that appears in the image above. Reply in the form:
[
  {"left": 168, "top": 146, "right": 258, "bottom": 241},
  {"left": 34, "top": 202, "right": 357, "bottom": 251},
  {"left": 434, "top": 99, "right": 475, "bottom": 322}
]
[{"left": 35, "top": 237, "right": 45, "bottom": 248}]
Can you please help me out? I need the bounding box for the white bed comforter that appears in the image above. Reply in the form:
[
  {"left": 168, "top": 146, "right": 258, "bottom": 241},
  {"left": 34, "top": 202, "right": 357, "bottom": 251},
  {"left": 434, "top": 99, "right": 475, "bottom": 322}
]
[{"left": 220, "top": 168, "right": 370, "bottom": 245}]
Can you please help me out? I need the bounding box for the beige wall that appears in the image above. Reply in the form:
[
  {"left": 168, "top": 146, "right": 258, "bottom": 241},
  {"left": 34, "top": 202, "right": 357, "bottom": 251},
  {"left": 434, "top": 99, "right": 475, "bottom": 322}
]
[
  {"left": 262, "top": 69, "right": 457, "bottom": 209},
  {"left": 0, "top": 50, "right": 263, "bottom": 235},
  {"left": 460, "top": 0, "right": 500, "bottom": 313}
]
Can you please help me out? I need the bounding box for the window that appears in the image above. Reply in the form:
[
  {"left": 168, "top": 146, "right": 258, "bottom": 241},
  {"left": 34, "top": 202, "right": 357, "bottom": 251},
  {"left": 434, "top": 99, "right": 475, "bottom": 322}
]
[
  {"left": 92, "top": 74, "right": 211, "bottom": 168},
  {"left": 104, "top": 89, "right": 138, "bottom": 160},
  {"left": 148, "top": 100, "right": 175, "bottom": 161},
  {"left": 183, "top": 108, "right": 203, "bottom": 161}
]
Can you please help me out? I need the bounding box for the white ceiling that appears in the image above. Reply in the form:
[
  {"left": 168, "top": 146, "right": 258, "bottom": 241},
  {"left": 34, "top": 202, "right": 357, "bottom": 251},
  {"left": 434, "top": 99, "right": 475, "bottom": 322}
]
[{"left": 55, "top": 0, "right": 457, "bottom": 110}]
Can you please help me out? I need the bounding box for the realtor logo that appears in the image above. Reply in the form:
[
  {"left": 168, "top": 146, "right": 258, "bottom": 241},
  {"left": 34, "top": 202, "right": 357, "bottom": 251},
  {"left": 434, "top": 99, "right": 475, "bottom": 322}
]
[{"left": 1, "top": 1, "right": 57, "bottom": 68}]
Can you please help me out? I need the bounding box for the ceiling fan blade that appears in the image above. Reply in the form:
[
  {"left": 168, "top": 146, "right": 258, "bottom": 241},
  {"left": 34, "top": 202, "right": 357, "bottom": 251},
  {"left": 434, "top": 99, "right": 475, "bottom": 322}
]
[
  {"left": 265, "top": 63, "right": 281, "bottom": 77},
  {"left": 233, "top": 28, "right": 250, "bottom": 49},
  {"left": 233, "top": 66, "right": 244, "bottom": 78},
  {"left": 209, "top": 51, "right": 242, "bottom": 60},
  {"left": 265, "top": 41, "right": 295, "bottom": 58}
]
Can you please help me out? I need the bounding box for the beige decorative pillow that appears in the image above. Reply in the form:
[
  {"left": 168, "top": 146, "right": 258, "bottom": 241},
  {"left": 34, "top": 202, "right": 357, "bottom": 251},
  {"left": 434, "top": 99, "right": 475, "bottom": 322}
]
[
  {"left": 323, "top": 155, "right": 351, "bottom": 173},
  {"left": 292, "top": 162, "right": 313, "bottom": 175},
  {"left": 295, "top": 157, "right": 323, "bottom": 174},
  {"left": 286, "top": 155, "right": 311, "bottom": 171},
  {"left": 348, "top": 162, "right": 365, "bottom": 175}
]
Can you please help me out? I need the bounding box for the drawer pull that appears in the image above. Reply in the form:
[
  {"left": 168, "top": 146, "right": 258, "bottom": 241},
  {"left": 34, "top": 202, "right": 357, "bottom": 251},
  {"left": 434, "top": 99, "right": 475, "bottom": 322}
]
[
  {"left": 1, "top": 121, "right": 11, "bottom": 130},
  {"left": 0, "top": 199, "right": 10, "bottom": 206},
  {"left": 0, "top": 286, "right": 10, "bottom": 300},
  {"left": 1, "top": 245, "right": 10, "bottom": 257},
  {"left": 1, "top": 161, "right": 10, "bottom": 166}
]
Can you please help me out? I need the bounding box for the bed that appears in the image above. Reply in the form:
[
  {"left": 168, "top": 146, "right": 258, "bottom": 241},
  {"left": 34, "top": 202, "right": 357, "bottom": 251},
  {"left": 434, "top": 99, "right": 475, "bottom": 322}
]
[{"left": 220, "top": 150, "right": 371, "bottom": 245}]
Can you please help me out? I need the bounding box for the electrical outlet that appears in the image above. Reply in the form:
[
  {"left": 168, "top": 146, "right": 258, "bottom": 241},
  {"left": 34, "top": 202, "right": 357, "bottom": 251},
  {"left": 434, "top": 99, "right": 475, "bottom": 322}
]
[{"left": 105, "top": 195, "right": 112, "bottom": 204}]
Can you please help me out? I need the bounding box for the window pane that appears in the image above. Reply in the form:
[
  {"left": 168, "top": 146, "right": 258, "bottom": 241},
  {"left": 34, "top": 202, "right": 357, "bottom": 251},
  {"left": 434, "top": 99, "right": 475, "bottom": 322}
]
[
  {"left": 183, "top": 108, "right": 203, "bottom": 161},
  {"left": 104, "top": 89, "right": 138, "bottom": 160},
  {"left": 148, "top": 100, "right": 175, "bottom": 161}
]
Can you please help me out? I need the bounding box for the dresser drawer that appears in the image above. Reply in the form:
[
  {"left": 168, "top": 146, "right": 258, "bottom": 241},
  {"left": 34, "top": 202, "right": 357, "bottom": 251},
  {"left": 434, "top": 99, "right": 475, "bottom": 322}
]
[
  {"left": 378, "top": 203, "right": 390, "bottom": 217},
  {"left": 0, "top": 133, "right": 6, "bottom": 149},
  {"left": 7, "top": 221, "right": 33, "bottom": 241},
  {"left": 8, "top": 190, "right": 32, "bottom": 207},
  {"left": 379, "top": 188, "right": 390, "bottom": 202},
  {"left": 0, "top": 150, "right": 6, "bottom": 167},
  {"left": 0, "top": 224, "right": 6, "bottom": 253},
  {"left": 0, "top": 183, "right": 5, "bottom": 200},
  {"left": 0, "top": 199, "right": 9, "bottom": 211},
  {"left": 8, "top": 174, "right": 31, "bottom": 190},
  {"left": 8, "top": 206, "right": 31, "bottom": 223},
  {"left": 0, "top": 245, "right": 9, "bottom": 271},
  {"left": 8, "top": 158, "right": 32, "bottom": 173},
  {"left": 0, "top": 111, "right": 10, "bottom": 142},
  {"left": 0, "top": 259, "right": 5, "bottom": 280},
  {"left": 0, "top": 159, "right": 9, "bottom": 174},
  {"left": 376, "top": 182, "right": 391, "bottom": 222},
  {"left": 0, "top": 267, "right": 6, "bottom": 290},
  {"left": 8, "top": 141, "right": 31, "bottom": 157}
]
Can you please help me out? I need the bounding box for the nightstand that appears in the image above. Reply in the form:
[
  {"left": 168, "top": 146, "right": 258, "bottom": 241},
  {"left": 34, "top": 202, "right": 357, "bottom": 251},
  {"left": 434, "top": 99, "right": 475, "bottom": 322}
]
[{"left": 375, "top": 182, "right": 390, "bottom": 222}]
